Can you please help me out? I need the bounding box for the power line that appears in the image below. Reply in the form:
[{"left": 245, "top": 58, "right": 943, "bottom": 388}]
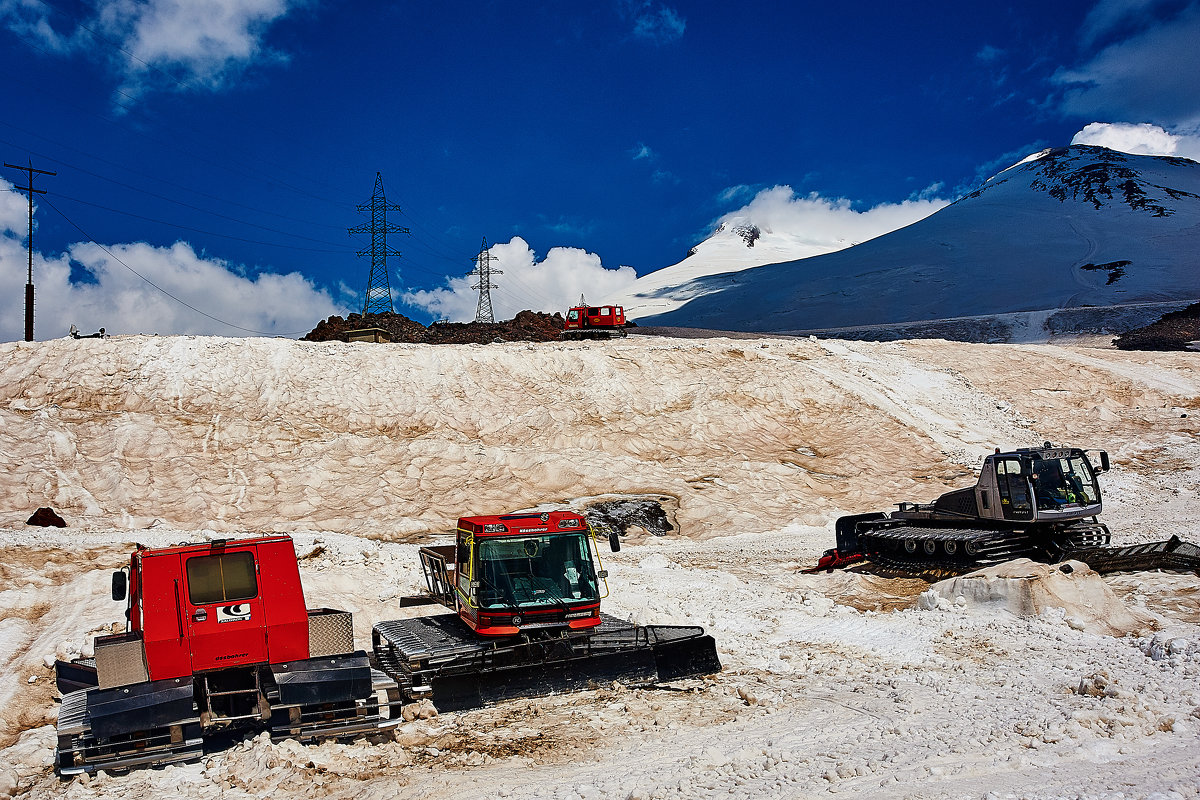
[
  {"left": 0, "top": 124, "right": 349, "bottom": 234},
  {"left": 50, "top": 192, "right": 347, "bottom": 252},
  {"left": 42, "top": 196, "right": 314, "bottom": 337}
]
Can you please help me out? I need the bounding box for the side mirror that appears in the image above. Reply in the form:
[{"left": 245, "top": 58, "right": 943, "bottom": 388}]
[
  {"left": 609, "top": 530, "right": 621, "bottom": 553},
  {"left": 111, "top": 570, "right": 128, "bottom": 602},
  {"left": 1099, "top": 451, "right": 1110, "bottom": 472}
]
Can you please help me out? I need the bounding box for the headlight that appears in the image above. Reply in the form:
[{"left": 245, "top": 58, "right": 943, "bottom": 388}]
[
  {"left": 557, "top": 518, "right": 580, "bottom": 529},
  {"left": 483, "top": 523, "right": 508, "bottom": 533}
]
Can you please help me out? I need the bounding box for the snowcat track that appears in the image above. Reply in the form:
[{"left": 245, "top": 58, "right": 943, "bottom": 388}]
[
  {"left": 268, "top": 668, "right": 404, "bottom": 743},
  {"left": 55, "top": 688, "right": 204, "bottom": 776},
  {"left": 856, "top": 525, "right": 1038, "bottom": 573},
  {"left": 56, "top": 670, "right": 405, "bottom": 776},
  {"left": 372, "top": 612, "right": 720, "bottom": 712},
  {"left": 854, "top": 520, "right": 1113, "bottom": 576}
]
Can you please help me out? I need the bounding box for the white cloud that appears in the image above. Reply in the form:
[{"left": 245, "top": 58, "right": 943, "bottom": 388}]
[
  {"left": 0, "top": 182, "right": 347, "bottom": 341},
  {"left": 1055, "top": 3, "right": 1200, "bottom": 125},
  {"left": 712, "top": 185, "right": 951, "bottom": 252},
  {"left": 975, "top": 44, "right": 1003, "bottom": 62},
  {"left": 631, "top": 142, "right": 655, "bottom": 160},
  {"left": 401, "top": 237, "right": 638, "bottom": 323},
  {"left": 620, "top": 1, "right": 685, "bottom": 44},
  {"left": 0, "top": 0, "right": 299, "bottom": 103},
  {"left": 1071, "top": 121, "right": 1200, "bottom": 160}
]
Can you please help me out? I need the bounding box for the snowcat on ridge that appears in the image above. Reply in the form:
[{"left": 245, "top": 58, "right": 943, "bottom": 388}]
[
  {"left": 562, "top": 296, "right": 628, "bottom": 340},
  {"left": 815, "top": 443, "right": 1200, "bottom": 576},
  {"left": 371, "top": 510, "right": 721, "bottom": 711}
]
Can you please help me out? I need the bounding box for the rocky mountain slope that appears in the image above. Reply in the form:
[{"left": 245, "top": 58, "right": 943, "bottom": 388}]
[{"left": 616, "top": 146, "right": 1199, "bottom": 334}]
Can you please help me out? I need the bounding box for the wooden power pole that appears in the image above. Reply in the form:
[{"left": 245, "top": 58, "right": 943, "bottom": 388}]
[{"left": 4, "top": 161, "right": 56, "bottom": 342}]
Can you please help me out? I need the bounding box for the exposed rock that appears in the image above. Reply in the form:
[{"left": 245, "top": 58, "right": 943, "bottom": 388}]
[
  {"left": 26, "top": 507, "right": 66, "bottom": 527},
  {"left": 585, "top": 498, "right": 675, "bottom": 538},
  {"left": 302, "top": 310, "right": 567, "bottom": 344},
  {"left": 1113, "top": 301, "right": 1200, "bottom": 351}
]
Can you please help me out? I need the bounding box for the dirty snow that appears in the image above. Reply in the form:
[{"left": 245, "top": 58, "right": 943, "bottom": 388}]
[{"left": 0, "top": 333, "right": 1198, "bottom": 799}]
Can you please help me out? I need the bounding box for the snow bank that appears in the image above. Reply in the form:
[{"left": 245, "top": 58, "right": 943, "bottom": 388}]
[
  {"left": 1, "top": 333, "right": 1199, "bottom": 798},
  {"left": 2, "top": 335, "right": 1198, "bottom": 548},
  {"left": 920, "top": 558, "right": 1158, "bottom": 636}
]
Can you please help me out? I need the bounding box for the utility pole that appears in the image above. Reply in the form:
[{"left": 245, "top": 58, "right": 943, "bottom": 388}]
[
  {"left": 470, "top": 237, "right": 502, "bottom": 324},
  {"left": 348, "top": 172, "right": 409, "bottom": 316},
  {"left": 4, "top": 161, "right": 56, "bottom": 342}
]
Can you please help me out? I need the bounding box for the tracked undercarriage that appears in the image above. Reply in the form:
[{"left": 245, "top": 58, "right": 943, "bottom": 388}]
[
  {"left": 55, "top": 653, "right": 405, "bottom": 775},
  {"left": 848, "top": 517, "right": 1111, "bottom": 574},
  {"left": 373, "top": 612, "right": 719, "bottom": 712}
]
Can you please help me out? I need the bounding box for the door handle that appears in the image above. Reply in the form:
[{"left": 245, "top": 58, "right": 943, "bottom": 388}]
[{"left": 193, "top": 609, "right": 207, "bottom": 622}]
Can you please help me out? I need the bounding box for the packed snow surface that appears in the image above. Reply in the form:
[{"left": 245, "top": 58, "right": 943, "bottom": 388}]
[{"left": 1, "top": 333, "right": 1199, "bottom": 799}]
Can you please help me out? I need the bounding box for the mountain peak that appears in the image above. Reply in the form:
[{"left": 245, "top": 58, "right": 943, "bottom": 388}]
[{"left": 974, "top": 144, "right": 1200, "bottom": 216}]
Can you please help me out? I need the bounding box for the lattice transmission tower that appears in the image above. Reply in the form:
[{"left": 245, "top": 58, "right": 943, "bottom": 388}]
[
  {"left": 470, "top": 237, "right": 502, "bottom": 323},
  {"left": 348, "top": 172, "right": 410, "bottom": 315}
]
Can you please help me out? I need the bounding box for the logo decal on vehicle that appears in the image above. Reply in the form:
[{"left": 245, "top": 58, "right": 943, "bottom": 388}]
[{"left": 217, "top": 603, "right": 251, "bottom": 623}]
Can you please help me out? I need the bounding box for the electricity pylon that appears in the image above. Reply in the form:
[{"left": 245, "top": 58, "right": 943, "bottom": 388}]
[
  {"left": 348, "top": 172, "right": 409, "bottom": 315},
  {"left": 470, "top": 237, "right": 502, "bottom": 323}
]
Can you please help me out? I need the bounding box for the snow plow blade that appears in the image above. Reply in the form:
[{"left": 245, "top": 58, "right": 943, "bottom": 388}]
[
  {"left": 372, "top": 613, "right": 720, "bottom": 713},
  {"left": 1061, "top": 536, "right": 1200, "bottom": 574}
]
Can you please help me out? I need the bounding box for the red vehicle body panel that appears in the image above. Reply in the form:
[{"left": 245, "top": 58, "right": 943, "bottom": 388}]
[
  {"left": 129, "top": 536, "right": 309, "bottom": 680},
  {"left": 563, "top": 305, "right": 625, "bottom": 332},
  {"left": 454, "top": 511, "right": 603, "bottom": 636}
]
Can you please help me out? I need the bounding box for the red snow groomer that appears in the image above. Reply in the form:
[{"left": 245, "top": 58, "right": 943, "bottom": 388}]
[
  {"left": 562, "top": 299, "right": 628, "bottom": 340},
  {"left": 54, "top": 536, "right": 402, "bottom": 775},
  {"left": 54, "top": 513, "right": 722, "bottom": 775},
  {"left": 371, "top": 510, "right": 721, "bottom": 711}
]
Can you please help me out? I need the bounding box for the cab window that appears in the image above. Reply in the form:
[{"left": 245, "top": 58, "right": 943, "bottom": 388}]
[
  {"left": 186, "top": 551, "right": 258, "bottom": 605},
  {"left": 567, "top": 309, "right": 579, "bottom": 321}
]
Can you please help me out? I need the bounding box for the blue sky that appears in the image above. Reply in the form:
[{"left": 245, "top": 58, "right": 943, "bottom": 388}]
[{"left": 1, "top": 0, "right": 1198, "bottom": 338}]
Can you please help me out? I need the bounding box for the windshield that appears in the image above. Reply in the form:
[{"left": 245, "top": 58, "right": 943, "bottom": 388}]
[
  {"left": 1031, "top": 454, "right": 1099, "bottom": 510},
  {"left": 476, "top": 532, "right": 599, "bottom": 609}
]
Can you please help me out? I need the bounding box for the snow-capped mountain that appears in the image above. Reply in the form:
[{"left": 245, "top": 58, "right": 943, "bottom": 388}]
[
  {"left": 615, "top": 145, "right": 1200, "bottom": 333},
  {"left": 602, "top": 219, "right": 861, "bottom": 319}
]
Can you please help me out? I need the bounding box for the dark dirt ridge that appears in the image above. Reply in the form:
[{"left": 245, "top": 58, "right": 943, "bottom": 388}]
[
  {"left": 303, "top": 310, "right": 568, "bottom": 344},
  {"left": 585, "top": 498, "right": 675, "bottom": 538},
  {"left": 1113, "top": 302, "right": 1200, "bottom": 351}
]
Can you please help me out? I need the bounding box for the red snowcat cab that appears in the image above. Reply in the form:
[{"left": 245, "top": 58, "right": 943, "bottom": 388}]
[
  {"left": 562, "top": 303, "right": 628, "bottom": 339},
  {"left": 54, "top": 536, "right": 402, "bottom": 775},
  {"left": 371, "top": 510, "right": 721, "bottom": 711}
]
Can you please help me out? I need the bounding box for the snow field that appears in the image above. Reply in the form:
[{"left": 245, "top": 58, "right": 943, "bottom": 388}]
[{"left": 0, "top": 334, "right": 1198, "bottom": 797}]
